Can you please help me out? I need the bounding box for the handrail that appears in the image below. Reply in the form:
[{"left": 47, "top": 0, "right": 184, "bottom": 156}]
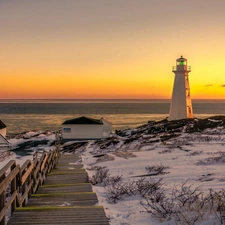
[
  {"left": 0, "top": 161, "right": 16, "bottom": 178},
  {"left": 0, "top": 146, "right": 60, "bottom": 225}
]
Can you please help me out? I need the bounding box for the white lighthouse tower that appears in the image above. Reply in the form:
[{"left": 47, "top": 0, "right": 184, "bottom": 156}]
[{"left": 169, "top": 56, "right": 194, "bottom": 120}]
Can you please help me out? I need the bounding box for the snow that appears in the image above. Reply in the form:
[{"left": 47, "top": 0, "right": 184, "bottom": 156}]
[
  {"left": 81, "top": 131, "right": 225, "bottom": 225},
  {"left": 2, "top": 119, "right": 225, "bottom": 224},
  {"left": 0, "top": 132, "right": 56, "bottom": 167}
]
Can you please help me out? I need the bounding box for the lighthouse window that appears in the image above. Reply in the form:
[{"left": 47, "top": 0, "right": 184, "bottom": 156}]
[{"left": 180, "top": 61, "right": 184, "bottom": 65}]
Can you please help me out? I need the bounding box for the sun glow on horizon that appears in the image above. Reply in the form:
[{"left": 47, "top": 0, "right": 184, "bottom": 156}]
[{"left": 1, "top": 1, "right": 225, "bottom": 99}]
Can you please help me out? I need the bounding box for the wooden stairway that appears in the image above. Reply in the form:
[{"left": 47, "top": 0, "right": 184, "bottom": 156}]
[{"left": 7, "top": 154, "right": 109, "bottom": 225}]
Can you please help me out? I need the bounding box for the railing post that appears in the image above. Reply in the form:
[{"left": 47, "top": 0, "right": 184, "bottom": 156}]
[
  {"left": 0, "top": 173, "right": 6, "bottom": 225},
  {"left": 10, "top": 163, "right": 17, "bottom": 213},
  {"left": 21, "top": 175, "right": 26, "bottom": 207},
  {"left": 28, "top": 165, "right": 32, "bottom": 198}
]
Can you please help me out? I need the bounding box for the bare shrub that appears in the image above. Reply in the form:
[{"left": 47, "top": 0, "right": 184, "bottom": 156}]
[
  {"left": 106, "top": 180, "right": 137, "bottom": 203},
  {"left": 196, "top": 154, "right": 225, "bottom": 165},
  {"left": 141, "top": 181, "right": 211, "bottom": 223},
  {"left": 141, "top": 191, "right": 175, "bottom": 220},
  {"left": 208, "top": 189, "right": 225, "bottom": 224},
  {"left": 103, "top": 174, "right": 123, "bottom": 186},
  {"left": 158, "top": 149, "right": 174, "bottom": 154},
  {"left": 171, "top": 181, "right": 202, "bottom": 207},
  {"left": 171, "top": 182, "right": 208, "bottom": 224},
  {"left": 141, "top": 181, "right": 225, "bottom": 224},
  {"left": 187, "top": 151, "right": 203, "bottom": 156},
  {"left": 136, "top": 178, "right": 165, "bottom": 197},
  {"left": 87, "top": 166, "right": 122, "bottom": 186},
  {"left": 145, "top": 163, "right": 170, "bottom": 175},
  {"left": 105, "top": 177, "right": 165, "bottom": 203},
  {"left": 87, "top": 166, "right": 109, "bottom": 185}
]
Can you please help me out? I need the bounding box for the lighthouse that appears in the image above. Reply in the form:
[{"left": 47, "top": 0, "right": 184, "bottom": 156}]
[{"left": 169, "top": 56, "right": 194, "bottom": 120}]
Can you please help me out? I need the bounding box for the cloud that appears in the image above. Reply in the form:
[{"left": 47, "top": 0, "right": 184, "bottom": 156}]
[
  {"left": 220, "top": 85, "right": 225, "bottom": 88},
  {"left": 204, "top": 84, "right": 213, "bottom": 87}
]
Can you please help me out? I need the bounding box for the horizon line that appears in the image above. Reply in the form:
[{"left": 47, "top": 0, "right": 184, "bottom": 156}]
[{"left": 0, "top": 98, "right": 225, "bottom": 100}]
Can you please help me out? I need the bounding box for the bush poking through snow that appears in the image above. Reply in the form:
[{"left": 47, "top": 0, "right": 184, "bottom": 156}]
[
  {"left": 141, "top": 181, "right": 225, "bottom": 224},
  {"left": 196, "top": 152, "right": 225, "bottom": 165},
  {"left": 86, "top": 166, "right": 109, "bottom": 185},
  {"left": 87, "top": 166, "right": 122, "bottom": 186},
  {"left": 106, "top": 180, "right": 137, "bottom": 203},
  {"left": 141, "top": 191, "right": 175, "bottom": 220},
  {"left": 136, "top": 178, "right": 165, "bottom": 197},
  {"left": 145, "top": 163, "right": 170, "bottom": 175},
  {"left": 171, "top": 181, "right": 202, "bottom": 207},
  {"left": 187, "top": 151, "right": 203, "bottom": 156},
  {"left": 158, "top": 149, "right": 174, "bottom": 154},
  {"left": 105, "top": 178, "right": 165, "bottom": 203},
  {"left": 208, "top": 189, "right": 225, "bottom": 224}
]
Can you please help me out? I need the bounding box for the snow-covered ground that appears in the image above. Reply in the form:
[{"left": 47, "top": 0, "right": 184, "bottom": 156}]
[
  {"left": 79, "top": 117, "right": 225, "bottom": 225},
  {"left": 81, "top": 139, "right": 225, "bottom": 225},
  {"left": 0, "top": 130, "right": 55, "bottom": 167},
  {"left": 2, "top": 117, "right": 225, "bottom": 225}
]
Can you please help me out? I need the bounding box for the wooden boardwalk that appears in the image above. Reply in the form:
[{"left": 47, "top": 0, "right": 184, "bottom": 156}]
[{"left": 7, "top": 154, "right": 109, "bottom": 225}]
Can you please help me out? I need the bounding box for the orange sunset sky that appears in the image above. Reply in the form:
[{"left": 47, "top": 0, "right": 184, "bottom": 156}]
[{"left": 1, "top": 0, "right": 225, "bottom": 99}]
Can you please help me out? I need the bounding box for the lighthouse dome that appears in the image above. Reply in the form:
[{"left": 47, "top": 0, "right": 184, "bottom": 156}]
[{"left": 177, "top": 56, "right": 187, "bottom": 62}]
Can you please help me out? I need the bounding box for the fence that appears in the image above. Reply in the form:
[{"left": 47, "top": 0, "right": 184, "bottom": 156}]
[{"left": 0, "top": 146, "right": 60, "bottom": 225}]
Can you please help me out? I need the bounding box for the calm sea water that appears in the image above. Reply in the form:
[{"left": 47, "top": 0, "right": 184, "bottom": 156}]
[{"left": 1, "top": 99, "right": 225, "bottom": 134}]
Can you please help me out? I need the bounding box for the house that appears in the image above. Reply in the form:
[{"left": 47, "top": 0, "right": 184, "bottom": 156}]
[
  {"left": 0, "top": 120, "right": 6, "bottom": 138},
  {"left": 61, "top": 116, "right": 112, "bottom": 141}
]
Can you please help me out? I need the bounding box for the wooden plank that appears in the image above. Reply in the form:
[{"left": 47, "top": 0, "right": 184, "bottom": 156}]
[
  {"left": 10, "top": 163, "right": 17, "bottom": 213},
  {"left": 21, "top": 163, "right": 34, "bottom": 185},
  {"left": 48, "top": 171, "right": 86, "bottom": 175},
  {"left": 54, "top": 165, "right": 84, "bottom": 170},
  {"left": 40, "top": 183, "right": 90, "bottom": 188},
  {"left": 0, "top": 173, "right": 6, "bottom": 225},
  {"left": 20, "top": 181, "right": 33, "bottom": 207},
  {"left": 15, "top": 206, "right": 104, "bottom": 210},
  {"left": 8, "top": 208, "right": 109, "bottom": 224},
  {"left": 0, "top": 165, "right": 20, "bottom": 194},
  {"left": 0, "top": 191, "right": 17, "bottom": 222},
  {"left": 40, "top": 154, "right": 48, "bottom": 172},
  {"left": 38, "top": 184, "right": 92, "bottom": 194},
  {"left": 31, "top": 192, "right": 95, "bottom": 197},
  {"left": 0, "top": 160, "right": 16, "bottom": 178},
  {"left": 20, "top": 160, "right": 32, "bottom": 173}
]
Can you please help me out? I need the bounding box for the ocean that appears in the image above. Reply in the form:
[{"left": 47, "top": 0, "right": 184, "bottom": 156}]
[{"left": 1, "top": 99, "right": 225, "bottom": 134}]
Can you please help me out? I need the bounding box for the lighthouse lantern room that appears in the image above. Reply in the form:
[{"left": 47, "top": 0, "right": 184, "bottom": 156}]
[{"left": 169, "top": 56, "right": 194, "bottom": 120}]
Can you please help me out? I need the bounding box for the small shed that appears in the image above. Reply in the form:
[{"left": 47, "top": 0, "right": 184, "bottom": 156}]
[
  {"left": 61, "top": 116, "right": 112, "bottom": 141},
  {"left": 0, "top": 120, "right": 6, "bottom": 138}
]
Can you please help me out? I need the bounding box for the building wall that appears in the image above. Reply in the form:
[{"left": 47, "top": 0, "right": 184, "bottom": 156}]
[
  {"left": 101, "top": 119, "right": 112, "bottom": 137},
  {"left": 62, "top": 124, "right": 105, "bottom": 140},
  {"left": 0, "top": 128, "right": 6, "bottom": 138}
]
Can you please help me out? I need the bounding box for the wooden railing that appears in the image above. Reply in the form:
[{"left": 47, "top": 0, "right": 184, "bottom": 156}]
[{"left": 0, "top": 146, "right": 60, "bottom": 225}]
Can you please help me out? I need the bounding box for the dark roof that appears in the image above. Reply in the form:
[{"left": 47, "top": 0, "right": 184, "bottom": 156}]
[
  {"left": 0, "top": 120, "right": 6, "bottom": 129},
  {"left": 62, "top": 116, "right": 103, "bottom": 125}
]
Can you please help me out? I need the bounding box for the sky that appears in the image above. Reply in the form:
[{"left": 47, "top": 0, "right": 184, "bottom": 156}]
[{"left": 1, "top": 0, "right": 225, "bottom": 99}]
